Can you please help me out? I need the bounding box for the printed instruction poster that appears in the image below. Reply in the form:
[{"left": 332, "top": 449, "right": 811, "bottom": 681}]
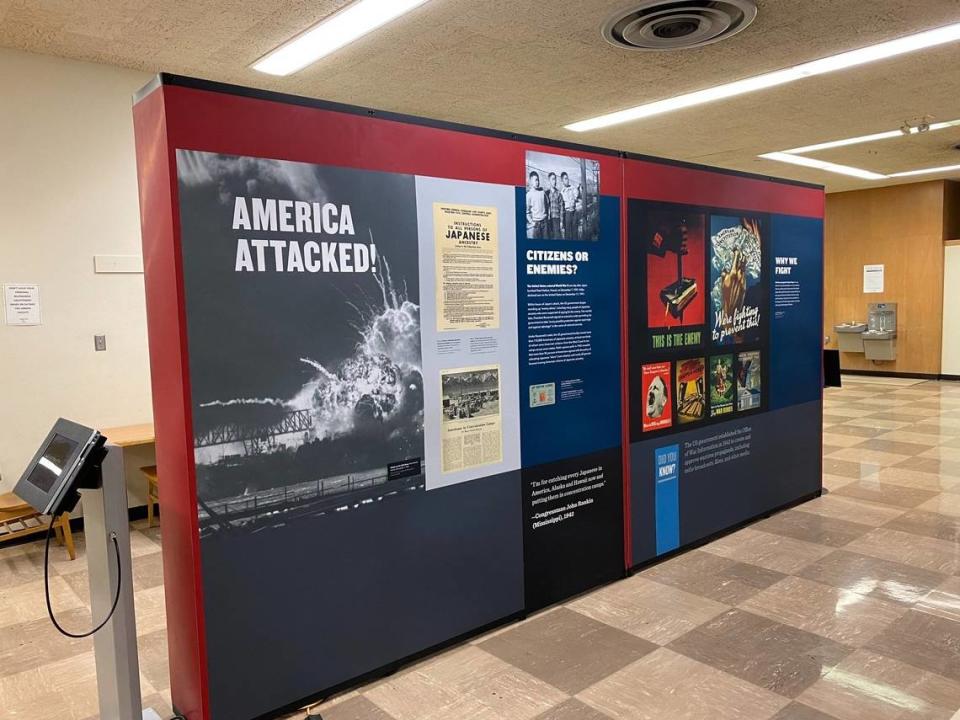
[
  {"left": 434, "top": 203, "right": 499, "bottom": 331},
  {"left": 863, "top": 264, "right": 884, "bottom": 293},
  {"left": 4, "top": 284, "right": 42, "bottom": 325}
]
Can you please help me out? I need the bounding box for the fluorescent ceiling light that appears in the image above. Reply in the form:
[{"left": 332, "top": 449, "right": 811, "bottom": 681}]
[
  {"left": 785, "top": 119, "right": 960, "bottom": 154},
  {"left": 760, "top": 117, "right": 960, "bottom": 181},
  {"left": 253, "top": 0, "right": 430, "bottom": 76},
  {"left": 759, "top": 152, "right": 887, "bottom": 180},
  {"left": 566, "top": 21, "right": 960, "bottom": 132},
  {"left": 784, "top": 130, "right": 905, "bottom": 154},
  {"left": 889, "top": 163, "right": 960, "bottom": 178}
]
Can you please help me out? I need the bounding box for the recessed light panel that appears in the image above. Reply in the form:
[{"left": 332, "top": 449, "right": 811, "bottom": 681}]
[
  {"left": 254, "top": 0, "right": 431, "bottom": 76},
  {"left": 567, "top": 22, "right": 960, "bottom": 132},
  {"left": 760, "top": 118, "right": 960, "bottom": 181}
]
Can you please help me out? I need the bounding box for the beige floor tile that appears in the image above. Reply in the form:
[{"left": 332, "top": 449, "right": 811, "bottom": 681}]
[
  {"left": 825, "top": 408, "right": 883, "bottom": 419},
  {"left": 667, "top": 608, "right": 853, "bottom": 698},
  {"left": 753, "top": 510, "right": 872, "bottom": 548},
  {"left": 0, "top": 577, "right": 84, "bottom": 629},
  {"left": 899, "top": 456, "right": 960, "bottom": 478},
  {"left": 800, "top": 495, "right": 906, "bottom": 527},
  {"left": 822, "top": 458, "right": 882, "bottom": 480},
  {"left": 0, "top": 650, "right": 101, "bottom": 720},
  {"left": 866, "top": 609, "right": 960, "bottom": 681},
  {"left": 0, "top": 549, "right": 47, "bottom": 589},
  {"left": 901, "top": 425, "right": 960, "bottom": 440},
  {"left": 821, "top": 433, "right": 873, "bottom": 448},
  {"left": 639, "top": 549, "right": 786, "bottom": 605},
  {"left": 798, "top": 649, "right": 960, "bottom": 720},
  {"left": 0, "top": 608, "right": 93, "bottom": 679},
  {"left": 822, "top": 424, "right": 886, "bottom": 439},
  {"left": 842, "top": 418, "right": 913, "bottom": 431},
  {"left": 916, "top": 493, "right": 960, "bottom": 518},
  {"left": 567, "top": 576, "right": 727, "bottom": 645},
  {"left": 845, "top": 528, "right": 960, "bottom": 575},
  {"left": 831, "top": 481, "right": 938, "bottom": 509},
  {"left": 128, "top": 530, "right": 163, "bottom": 558},
  {"left": 479, "top": 607, "right": 656, "bottom": 694},
  {"left": 44, "top": 538, "right": 88, "bottom": 577},
  {"left": 740, "top": 576, "right": 906, "bottom": 647},
  {"left": 578, "top": 648, "right": 789, "bottom": 720},
  {"left": 827, "top": 448, "right": 911, "bottom": 467},
  {"left": 701, "top": 528, "right": 835, "bottom": 574},
  {"left": 770, "top": 701, "right": 848, "bottom": 719},
  {"left": 132, "top": 584, "right": 168, "bottom": 635},
  {"left": 468, "top": 607, "right": 560, "bottom": 645},
  {"left": 822, "top": 473, "right": 854, "bottom": 491},
  {"left": 798, "top": 550, "right": 948, "bottom": 607},
  {"left": 365, "top": 645, "right": 566, "bottom": 720},
  {"left": 884, "top": 509, "right": 960, "bottom": 543},
  {"left": 874, "top": 431, "right": 943, "bottom": 446},
  {"left": 883, "top": 405, "right": 945, "bottom": 417},
  {"left": 870, "top": 467, "right": 960, "bottom": 492},
  {"left": 914, "top": 577, "right": 960, "bottom": 623},
  {"left": 854, "top": 397, "right": 903, "bottom": 407},
  {"left": 856, "top": 438, "right": 934, "bottom": 457},
  {"left": 532, "top": 699, "right": 613, "bottom": 720},
  {"left": 919, "top": 446, "right": 960, "bottom": 462}
]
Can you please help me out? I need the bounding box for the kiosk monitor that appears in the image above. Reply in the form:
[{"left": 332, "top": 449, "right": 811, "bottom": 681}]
[{"left": 15, "top": 418, "right": 105, "bottom": 516}]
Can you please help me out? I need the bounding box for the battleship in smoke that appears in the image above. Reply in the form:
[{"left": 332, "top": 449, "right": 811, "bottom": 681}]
[{"left": 193, "top": 259, "right": 425, "bottom": 529}]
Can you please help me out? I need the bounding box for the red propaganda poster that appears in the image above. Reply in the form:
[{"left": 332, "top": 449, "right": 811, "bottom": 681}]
[
  {"left": 646, "top": 211, "right": 706, "bottom": 330},
  {"left": 641, "top": 362, "right": 672, "bottom": 432},
  {"left": 676, "top": 357, "right": 706, "bottom": 424}
]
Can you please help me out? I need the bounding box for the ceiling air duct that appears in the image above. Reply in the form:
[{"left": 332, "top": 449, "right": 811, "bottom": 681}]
[{"left": 602, "top": 0, "right": 758, "bottom": 51}]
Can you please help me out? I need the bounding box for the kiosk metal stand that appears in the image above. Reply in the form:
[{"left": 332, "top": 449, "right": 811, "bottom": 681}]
[
  {"left": 84, "top": 443, "right": 162, "bottom": 720},
  {"left": 16, "top": 419, "right": 167, "bottom": 719}
]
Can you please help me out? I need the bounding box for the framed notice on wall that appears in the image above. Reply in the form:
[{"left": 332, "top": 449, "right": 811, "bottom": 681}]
[
  {"left": 863, "top": 264, "right": 884, "bottom": 293},
  {"left": 3, "top": 283, "right": 42, "bottom": 325}
]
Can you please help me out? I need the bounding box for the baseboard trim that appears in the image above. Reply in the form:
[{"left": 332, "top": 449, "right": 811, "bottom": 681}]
[{"left": 841, "top": 369, "right": 941, "bottom": 380}]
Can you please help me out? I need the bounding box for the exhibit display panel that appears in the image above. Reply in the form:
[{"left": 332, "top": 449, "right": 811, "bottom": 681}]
[
  {"left": 133, "top": 76, "right": 823, "bottom": 720},
  {"left": 622, "top": 158, "right": 824, "bottom": 567}
]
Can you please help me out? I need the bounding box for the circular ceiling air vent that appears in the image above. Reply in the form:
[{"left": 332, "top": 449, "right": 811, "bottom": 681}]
[{"left": 602, "top": 0, "right": 758, "bottom": 51}]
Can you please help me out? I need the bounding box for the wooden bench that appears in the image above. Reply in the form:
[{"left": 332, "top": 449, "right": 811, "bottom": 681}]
[
  {"left": 0, "top": 492, "right": 76, "bottom": 559},
  {"left": 141, "top": 465, "right": 160, "bottom": 528}
]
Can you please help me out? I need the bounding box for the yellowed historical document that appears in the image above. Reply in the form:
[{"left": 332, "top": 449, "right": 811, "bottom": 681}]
[
  {"left": 440, "top": 364, "right": 503, "bottom": 473},
  {"left": 433, "top": 203, "right": 499, "bottom": 331}
]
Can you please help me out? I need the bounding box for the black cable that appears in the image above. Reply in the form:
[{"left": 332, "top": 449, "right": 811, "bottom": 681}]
[{"left": 44, "top": 515, "right": 123, "bottom": 638}]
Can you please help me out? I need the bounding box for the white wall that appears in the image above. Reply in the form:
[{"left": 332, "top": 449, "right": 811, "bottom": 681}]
[
  {"left": 0, "top": 49, "right": 153, "bottom": 493},
  {"left": 944, "top": 244, "right": 960, "bottom": 376}
]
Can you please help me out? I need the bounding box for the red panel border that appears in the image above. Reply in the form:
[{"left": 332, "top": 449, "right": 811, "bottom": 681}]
[
  {"left": 161, "top": 84, "right": 619, "bottom": 197},
  {"left": 619, "top": 161, "right": 633, "bottom": 569},
  {"left": 133, "top": 87, "right": 210, "bottom": 720},
  {"left": 624, "top": 157, "right": 825, "bottom": 219}
]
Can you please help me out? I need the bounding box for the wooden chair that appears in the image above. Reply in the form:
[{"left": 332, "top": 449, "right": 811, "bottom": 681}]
[
  {"left": 0, "top": 492, "right": 76, "bottom": 559},
  {"left": 141, "top": 465, "right": 160, "bottom": 528}
]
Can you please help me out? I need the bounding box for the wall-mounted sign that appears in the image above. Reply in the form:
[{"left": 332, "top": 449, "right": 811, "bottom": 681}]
[
  {"left": 863, "top": 264, "right": 884, "bottom": 293},
  {"left": 3, "top": 283, "right": 42, "bottom": 325}
]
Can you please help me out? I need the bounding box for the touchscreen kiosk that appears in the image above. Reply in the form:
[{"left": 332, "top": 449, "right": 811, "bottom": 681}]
[
  {"left": 15, "top": 418, "right": 105, "bottom": 516},
  {"left": 14, "top": 419, "right": 165, "bottom": 720}
]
